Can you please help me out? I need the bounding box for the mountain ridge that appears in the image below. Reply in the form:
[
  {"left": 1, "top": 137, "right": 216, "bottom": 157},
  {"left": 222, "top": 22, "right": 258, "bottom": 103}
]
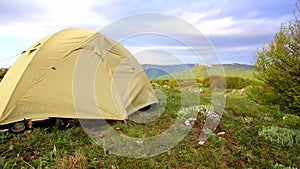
[{"left": 142, "top": 63, "right": 254, "bottom": 79}]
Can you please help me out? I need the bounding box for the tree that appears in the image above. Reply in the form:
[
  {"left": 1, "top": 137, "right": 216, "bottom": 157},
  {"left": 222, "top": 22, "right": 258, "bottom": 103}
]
[{"left": 250, "top": 2, "right": 300, "bottom": 116}]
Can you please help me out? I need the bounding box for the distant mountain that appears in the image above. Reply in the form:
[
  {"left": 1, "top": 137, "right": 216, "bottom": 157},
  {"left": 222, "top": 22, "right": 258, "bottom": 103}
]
[
  {"left": 145, "top": 63, "right": 255, "bottom": 80},
  {"left": 142, "top": 64, "right": 196, "bottom": 79}
]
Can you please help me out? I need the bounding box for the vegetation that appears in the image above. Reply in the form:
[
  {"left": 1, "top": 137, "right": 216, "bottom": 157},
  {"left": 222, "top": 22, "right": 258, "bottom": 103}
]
[
  {"left": 258, "top": 126, "right": 300, "bottom": 147},
  {"left": 1, "top": 5, "right": 299, "bottom": 167},
  {"left": 0, "top": 68, "right": 8, "bottom": 81},
  {"left": 143, "top": 64, "right": 196, "bottom": 79},
  {"left": 150, "top": 79, "right": 199, "bottom": 88},
  {"left": 0, "top": 85, "right": 299, "bottom": 168},
  {"left": 157, "top": 64, "right": 254, "bottom": 80},
  {"left": 150, "top": 76, "right": 257, "bottom": 91},
  {"left": 250, "top": 2, "right": 300, "bottom": 116},
  {"left": 202, "top": 76, "right": 259, "bottom": 89}
]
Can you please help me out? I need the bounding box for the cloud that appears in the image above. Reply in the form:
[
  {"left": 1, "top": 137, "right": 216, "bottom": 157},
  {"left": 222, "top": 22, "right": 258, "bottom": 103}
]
[
  {"left": 132, "top": 49, "right": 205, "bottom": 65},
  {"left": 170, "top": 0, "right": 295, "bottom": 37},
  {"left": 0, "top": 0, "right": 117, "bottom": 67},
  {"left": 0, "top": 0, "right": 111, "bottom": 39},
  {"left": 0, "top": 1, "right": 42, "bottom": 24},
  {"left": 133, "top": 49, "right": 184, "bottom": 65},
  {"left": 0, "top": 0, "right": 298, "bottom": 67},
  {"left": 127, "top": 43, "right": 220, "bottom": 65}
]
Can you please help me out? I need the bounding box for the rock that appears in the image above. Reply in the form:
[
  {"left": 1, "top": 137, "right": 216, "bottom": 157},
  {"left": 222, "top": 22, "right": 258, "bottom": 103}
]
[
  {"left": 184, "top": 117, "right": 197, "bottom": 126},
  {"left": 152, "top": 83, "right": 161, "bottom": 88},
  {"left": 115, "top": 127, "right": 121, "bottom": 132},
  {"left": 207, "top": 110, "right": 220, "bottom": 120},
  {"left": 217, "top": 131, "right": 225, "bottom": 136},
  {"left": 198, "top": 141, "right": 205, "bottom": 145},
  {"left": 198, "top": 108, "right": 208, "bottom": 115}
]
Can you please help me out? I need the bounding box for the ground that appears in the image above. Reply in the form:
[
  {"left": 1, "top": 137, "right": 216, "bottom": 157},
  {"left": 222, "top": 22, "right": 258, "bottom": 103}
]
[{"left": 0, "top": 87, "right": 299, "bottom": 168}]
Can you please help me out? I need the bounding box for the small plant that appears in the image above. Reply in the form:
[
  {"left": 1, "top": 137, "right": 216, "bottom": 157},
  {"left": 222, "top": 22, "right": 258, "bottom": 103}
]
[
  {"left": 202, "top": 76, "right": 257, "bottom": 89},
  {"left": 282, "top": 114, "right": 300, "bottom": 128},
  {"left": 176, "top": 106, "right": 200, "bottom": 119},
  {"left": 273, "top": 163, "right": 299, "bottom": 169},
  {"left": 258, "top": 126, "right": 300, "bottom": 146},
  {"left": 244, "top": 117, "right": 253, "bottom": 124}
]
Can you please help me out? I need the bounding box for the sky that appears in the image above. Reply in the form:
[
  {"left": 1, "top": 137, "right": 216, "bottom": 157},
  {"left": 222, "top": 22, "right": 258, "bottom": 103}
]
[{"left": 0, "top": 0, "right": 297, "bottom": 67}]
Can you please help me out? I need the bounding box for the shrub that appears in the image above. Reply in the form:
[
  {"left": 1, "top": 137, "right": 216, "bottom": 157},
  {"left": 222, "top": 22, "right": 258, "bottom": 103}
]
[
  {"left": 151, "top": 79, "right": 179, "bottom": 88},
  {"left": 251, "top": 2, "right": 300, "bottom": 115},
  {"left": 282, "top": 114, "right": 300, "bottom": 128},
  {"left": 0, "top": 68, "right": 8, "bottom": 81},
  {"left": 258, "top": 126, "right": 300, "bottom": 146},
  {"left": 202, "top": 76, "right": 257, "bottom": 89}
]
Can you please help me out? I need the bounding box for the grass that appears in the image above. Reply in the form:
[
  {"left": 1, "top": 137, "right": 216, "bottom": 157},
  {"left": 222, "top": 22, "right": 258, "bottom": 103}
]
[
  {"left": 0, "top": 87, "right": 299, "bottom": 168},
  {"left": 158, "top": 64, "right": 255, "bottom": 80}
]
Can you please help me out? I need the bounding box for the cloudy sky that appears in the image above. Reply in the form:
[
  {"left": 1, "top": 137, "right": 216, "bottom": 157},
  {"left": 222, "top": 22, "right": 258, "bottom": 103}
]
[{"left": 0, "top": 0, "right": 297, "bottom": 67}]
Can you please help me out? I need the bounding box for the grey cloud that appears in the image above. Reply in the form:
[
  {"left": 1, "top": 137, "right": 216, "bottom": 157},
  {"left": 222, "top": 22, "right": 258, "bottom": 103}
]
[
  {"left": 192, "top": 0, "right": 296, "bottom": 21},
  {"left": 208, "top": 33, "right": 274, "bottom": 48},
  {"left": 0, "top": 1, "right": 44, "bottom": 23}
]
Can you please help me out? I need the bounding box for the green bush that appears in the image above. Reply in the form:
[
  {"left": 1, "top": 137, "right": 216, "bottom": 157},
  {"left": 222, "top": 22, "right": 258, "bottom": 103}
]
[
  {"left": 0, "top": 68, "right": 8, "bottom": 81},
  {"left": 151, "top": 79, "right": 199, "bottom": 88},
  {"left": 258, "top": 126, "right": 300, "bottom": 146},
  {"left": 201, "top": 76, "right": 225, "bottom": 88},
  {"left": 282, "top": 114, "right": 300, "bottom": 128},
  {"left": 201, "top": 76, "right": 257, "bottom": 89},
  {"left": 151, "top": 79, "right": 179, "bottom": 88},
  {"left": 250, "top": 3, "right": 300, "bottom": 116}
]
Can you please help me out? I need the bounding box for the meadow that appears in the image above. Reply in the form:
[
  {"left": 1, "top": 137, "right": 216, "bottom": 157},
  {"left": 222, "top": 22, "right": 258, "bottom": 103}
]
[
  {"left": 155, "top": 64, "right": 255, "bottom": 80},
  {"left": 0, "top": 83, "right": 299, "bottom": 168}
]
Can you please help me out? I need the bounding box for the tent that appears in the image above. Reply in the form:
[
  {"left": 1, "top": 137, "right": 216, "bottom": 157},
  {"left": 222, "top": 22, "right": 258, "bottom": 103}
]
[{"left": 0, "top": 28, "right": 158, "bottom": 126}]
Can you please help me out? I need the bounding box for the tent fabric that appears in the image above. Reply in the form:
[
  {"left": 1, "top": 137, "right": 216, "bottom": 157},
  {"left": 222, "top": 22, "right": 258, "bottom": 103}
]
[{"left": 0, "top": 28, "right": 158, "bottom": 125}]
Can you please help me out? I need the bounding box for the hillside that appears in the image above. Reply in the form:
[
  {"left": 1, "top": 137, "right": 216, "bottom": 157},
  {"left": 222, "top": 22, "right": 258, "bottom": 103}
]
[
  {"left": 155, "top": 63, "right": 255, "bottom": 80},
  {"left": 1, "top": 88, "right": 299, "bottom": 168},
  {"left": 142, "top": 64, "right": 196, "bottom": 79}
]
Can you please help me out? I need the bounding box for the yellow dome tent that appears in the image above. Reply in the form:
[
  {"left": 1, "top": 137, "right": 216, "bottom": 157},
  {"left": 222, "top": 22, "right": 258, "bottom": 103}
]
[{"left": 0, "top": 28, "right": 157, "bottom": 126}]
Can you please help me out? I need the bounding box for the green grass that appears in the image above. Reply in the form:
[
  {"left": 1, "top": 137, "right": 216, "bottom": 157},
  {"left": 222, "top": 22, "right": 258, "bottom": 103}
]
[
  {"left": 159, "top": 64, "right": 255, "bottom": 80},
  {"left": 0, "top": 87, "right": 299, "bottom": 168}
]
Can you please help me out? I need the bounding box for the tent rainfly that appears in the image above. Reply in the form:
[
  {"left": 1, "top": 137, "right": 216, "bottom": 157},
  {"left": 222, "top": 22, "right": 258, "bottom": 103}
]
[{"left": 0, "top": 28, "right": 158, "bottom": 126}]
